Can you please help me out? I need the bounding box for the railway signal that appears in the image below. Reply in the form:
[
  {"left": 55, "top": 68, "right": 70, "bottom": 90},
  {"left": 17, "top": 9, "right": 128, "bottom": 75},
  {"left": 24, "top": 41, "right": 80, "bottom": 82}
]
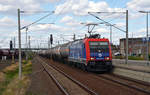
[
  {"left": 73, "top": 34, "right": 76, "bottom": 41},
  {"left": 10, "top": 40, "right": 13, "bottom": 50},
  {"left": 50, "top": 34, "right": 53, "bottom": 45},
  {"left": 10, "top": 40, "right": 15, "bottom": 64}
]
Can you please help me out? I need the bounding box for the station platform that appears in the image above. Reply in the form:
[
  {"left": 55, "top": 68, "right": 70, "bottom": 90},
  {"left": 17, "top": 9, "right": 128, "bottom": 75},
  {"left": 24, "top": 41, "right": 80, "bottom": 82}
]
[
  {"left": 112, "top": 59, "right": 150, "bottom": 72},
  {"left": 112, "top": 59, "right": 150, "bottom": 83}
]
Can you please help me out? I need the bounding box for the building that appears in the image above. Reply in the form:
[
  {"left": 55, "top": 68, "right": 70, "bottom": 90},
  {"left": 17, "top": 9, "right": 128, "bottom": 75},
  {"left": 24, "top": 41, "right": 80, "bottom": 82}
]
[
  {"left": 111, "top": 44, "right": 120, "bottom": 56},
  {"left": 120, "top": 37, "right": 150, "bottom": 58}
]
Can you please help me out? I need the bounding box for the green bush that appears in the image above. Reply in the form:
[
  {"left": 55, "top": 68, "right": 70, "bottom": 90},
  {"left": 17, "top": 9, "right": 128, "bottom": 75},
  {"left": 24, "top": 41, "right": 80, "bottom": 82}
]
[
  {"left": 113, "top": 55, "right": 144, "bottom": 60},
  {"left": 27, "top": 52, "right": 34, "bottom": 60},
  {"left": 149, "top": 54, "right": 150, "bottom": 59},
  {"left": 128, "top": 56, "right": 144, "bottom": 60},
  {"left": 113, "top": 56, "right": 124, "bottom": 59}
]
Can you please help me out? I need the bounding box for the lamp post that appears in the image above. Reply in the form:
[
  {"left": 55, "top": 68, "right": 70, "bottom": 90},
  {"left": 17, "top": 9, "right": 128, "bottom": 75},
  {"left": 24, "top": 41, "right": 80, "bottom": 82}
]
[{"left": 139, "top": 11, "right": 150, "bottom": 65}]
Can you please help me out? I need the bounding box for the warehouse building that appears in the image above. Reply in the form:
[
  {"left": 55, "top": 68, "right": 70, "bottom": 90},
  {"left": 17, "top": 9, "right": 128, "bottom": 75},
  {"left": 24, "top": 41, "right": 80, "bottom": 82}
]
[{"left": 120, "top": 37, "right": 150, "bottom": 58}]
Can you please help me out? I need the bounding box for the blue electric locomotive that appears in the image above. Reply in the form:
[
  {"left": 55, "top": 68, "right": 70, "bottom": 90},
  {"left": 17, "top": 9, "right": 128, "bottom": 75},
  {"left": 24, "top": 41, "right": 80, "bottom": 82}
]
[{"left": 40, "top": 36, "right": 112, "bottom": 72}]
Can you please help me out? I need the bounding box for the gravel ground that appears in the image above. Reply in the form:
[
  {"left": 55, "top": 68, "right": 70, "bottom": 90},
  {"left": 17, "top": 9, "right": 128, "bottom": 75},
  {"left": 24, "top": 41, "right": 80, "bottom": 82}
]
[
  {"left": 42, "top": 58, "right": 149, "bottom": 95},
  {"left": 0, "top": 60, "right": 12, "bottom": 71},
  {"left": 26, "top": 58, "right": 64, "bottom": 95},
  {"left": 38, "top": 57, "right": 90, "bottom": 95}
]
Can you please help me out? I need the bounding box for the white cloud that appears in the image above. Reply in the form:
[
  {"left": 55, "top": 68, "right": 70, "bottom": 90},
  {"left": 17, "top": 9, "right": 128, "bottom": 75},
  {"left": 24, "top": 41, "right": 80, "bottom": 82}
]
[
  {"left": 0, "top": 0, "right": 58, "bottom": 15},
  {"left": 55, "top": 0, "right": 98, "bottom": 15},
  {"left": 96, "top": 28, "right": 108, "bottom": 34},
  {"left": 0, "top": 4, "right": 13, "bottom": 12},
  {"left": 0, "top": 16, "right": 16, "bottom": 28},
  {"left": 29, "top": 24, "right": 72, "bottom": 33},
  {"left": 55, "top": 0, "right": 125, "bottom": 18},
  {"left": 60, "top": 15, "right": 73, "bottom": 23},
  {"left": 87, "top": 1, "right": 108, "bottom": 12},
  {"left": 41, "top": 0, "right": 60, "bottom": 3},
  {"left": 1, "top": 0, "right": 150, "bottom": 47},
  {"left": 127, "top": 0, "right": 150, "bottom": 11},
  {"left": 55, "top": 0, "right": 149, "bottom": 20},
  {"left": 126, "top": 0, "right": 150, "bottom": 19},
  {"left": 115, "top": 22, "right": 125, "bottom": 27},
  {"left": 60, "top": 15, "right": 81, "bottom": 27},
  {"left": 132, "top": 27, "right": 150, "bottom": 38}
]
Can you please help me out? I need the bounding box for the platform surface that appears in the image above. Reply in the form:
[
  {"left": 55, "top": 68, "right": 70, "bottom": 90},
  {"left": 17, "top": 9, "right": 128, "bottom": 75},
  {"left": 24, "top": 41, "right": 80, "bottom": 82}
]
[{"left": 112, "top": 59, "right": 150, "bottom": 72}]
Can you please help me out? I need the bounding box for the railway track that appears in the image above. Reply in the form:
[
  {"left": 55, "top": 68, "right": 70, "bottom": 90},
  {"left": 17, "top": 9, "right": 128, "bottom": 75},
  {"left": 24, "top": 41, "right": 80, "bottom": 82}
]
[
  {"left": 39, "top": 60, "right": 69, "bottom": 95},
  {"left": 38, "top": 57, "right": 98, "bottom": 95},
  {"left": 97, "top": 74, "right": 150, "bottom": 95},
  {"left": 39, "top": 56, "right": 150, "bottom": 95}
]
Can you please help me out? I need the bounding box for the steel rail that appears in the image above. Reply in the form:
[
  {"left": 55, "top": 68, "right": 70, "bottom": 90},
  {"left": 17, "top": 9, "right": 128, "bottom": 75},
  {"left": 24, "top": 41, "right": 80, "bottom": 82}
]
[
  {"left": 110, "top": 74, "right": 150, "bottom": 87},
  {"left": 40, "top": 57, "right": 98, "bottom": 95},
  {"left": 39, "top": 58, "right": 69, "bottom": 95},
  {"left": 98, "top": 75, "right": 150, "bottom": 94}
]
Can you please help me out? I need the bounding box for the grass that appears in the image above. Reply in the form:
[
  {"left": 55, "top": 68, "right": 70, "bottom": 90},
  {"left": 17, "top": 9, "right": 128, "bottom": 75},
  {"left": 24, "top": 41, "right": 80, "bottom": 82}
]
[
  {"left": 128, "top": 56, "right": 144, "bottom": 60},
  {"left": 22, "top": 61, "right": 32, "bottom": 75},
  {"left": 113, "top": 55, "right": 145, "bottom": 60},
  {"left": 113, "top": 56, "right": 124, "bottom": 59},
  {"left": 0, "top": 64, "right": 18, "bottom": 95},
  {"left": 0, "top": 60, "right": 32, "bottom": 95},
  {"left": 0, "top": 72, "right": 4, "bottom": 80}
]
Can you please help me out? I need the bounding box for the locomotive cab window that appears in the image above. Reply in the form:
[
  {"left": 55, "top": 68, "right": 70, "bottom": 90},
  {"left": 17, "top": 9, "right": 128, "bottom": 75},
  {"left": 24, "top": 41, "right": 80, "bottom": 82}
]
[
  {"left": 83, "top": 44, "right": 85, "bottom": 48},
  {"left": 89, "top": 41, "right": 109, "bottom": 53}
]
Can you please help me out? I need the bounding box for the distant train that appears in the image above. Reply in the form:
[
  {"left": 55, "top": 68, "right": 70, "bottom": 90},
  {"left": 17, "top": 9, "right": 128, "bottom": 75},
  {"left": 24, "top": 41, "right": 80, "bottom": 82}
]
[
  {"left": 0, "top": 49, "right": 25, "bottom": 60},
  {"left": 40, "top": 35, "right": 113, "bottom": 72}
]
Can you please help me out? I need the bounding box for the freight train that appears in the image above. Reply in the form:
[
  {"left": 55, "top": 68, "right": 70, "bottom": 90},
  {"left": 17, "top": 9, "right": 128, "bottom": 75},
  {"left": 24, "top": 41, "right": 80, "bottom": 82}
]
[
  {"left": 0, "top": 49, "right": 25, "bottom": 60},
  {"left": 40, "top": 35, "right": 113, "bottom": 72}
]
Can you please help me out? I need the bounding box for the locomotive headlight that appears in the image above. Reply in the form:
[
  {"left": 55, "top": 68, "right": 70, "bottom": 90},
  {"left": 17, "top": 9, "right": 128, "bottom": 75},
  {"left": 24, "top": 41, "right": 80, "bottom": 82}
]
[
  {"left": 105, "top": 57, "right": 109, "bottom": 60},
  {"left": 90, "top": 57, "right": 95, "bottom": 60}
]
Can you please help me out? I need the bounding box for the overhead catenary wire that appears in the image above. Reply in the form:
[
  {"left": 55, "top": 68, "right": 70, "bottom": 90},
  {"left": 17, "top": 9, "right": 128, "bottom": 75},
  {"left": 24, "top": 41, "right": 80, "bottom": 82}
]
[
  {"left": 52, "top": 0, "right": 72, "bottom": 23},
  {"left": 20, "top": 11, "right": 53, "bottom": 14},
  {"left": 88, "top": 12, "right": 126, "bottom": 33},
  {"left": 91, "top": 11, "right": 126, "bottom": 27},
  {"left": 19, "top": 10, "right": 55, "bottom": 49},
  {"left": 107, "top": 13, "right": 126, "bottom": 24},
  {"left": 97, "top": 0, "right": 127, "bottom": 24},
  {"left": 0, "top": 0, "right": 131, "bottom": 48},
  {"left": 21, "top": 11, "right": 54, "bottom": 30}
]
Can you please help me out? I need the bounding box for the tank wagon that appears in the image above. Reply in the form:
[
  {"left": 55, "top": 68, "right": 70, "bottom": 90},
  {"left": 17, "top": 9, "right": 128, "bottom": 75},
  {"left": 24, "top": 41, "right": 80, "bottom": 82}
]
[{"left": 40, "top": 36, "right": 112, "bottom": 72}]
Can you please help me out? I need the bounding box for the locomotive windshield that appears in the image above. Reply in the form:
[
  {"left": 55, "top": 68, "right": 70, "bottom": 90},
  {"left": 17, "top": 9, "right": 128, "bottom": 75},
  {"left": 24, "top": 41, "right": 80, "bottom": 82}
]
[{"left": 89, "top": 41, "right": 109, "bottom": 53}]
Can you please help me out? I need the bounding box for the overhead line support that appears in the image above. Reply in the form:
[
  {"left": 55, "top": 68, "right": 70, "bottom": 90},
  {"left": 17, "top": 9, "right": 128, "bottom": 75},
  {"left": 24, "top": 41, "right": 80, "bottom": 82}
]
[
  {"left": 126, "top": 10, "right": 128, "bottom": 64},
  {"left": 18, "top": 9, "right": 22, "bottom": 79},
  {"left": 88, "top": 12, "right": 126, "bottom": 33},
  {"left": 21, "top": 11, "right": 54, "bottom": 30},
  {"left": 88, "top": 10, "right": 128, "bottom": 64}
]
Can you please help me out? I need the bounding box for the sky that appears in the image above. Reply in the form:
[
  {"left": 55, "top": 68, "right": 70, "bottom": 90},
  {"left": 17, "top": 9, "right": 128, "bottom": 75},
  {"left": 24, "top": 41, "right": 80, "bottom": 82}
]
[{"left": 0, "top": 0, "right": 150, "bottom": 48}]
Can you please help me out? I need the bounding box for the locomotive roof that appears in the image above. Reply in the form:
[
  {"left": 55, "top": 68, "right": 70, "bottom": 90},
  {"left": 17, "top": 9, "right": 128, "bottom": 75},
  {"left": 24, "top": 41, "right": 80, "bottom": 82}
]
[{"left": 52, "top": 37, "right": 109, "bottom": 49}]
